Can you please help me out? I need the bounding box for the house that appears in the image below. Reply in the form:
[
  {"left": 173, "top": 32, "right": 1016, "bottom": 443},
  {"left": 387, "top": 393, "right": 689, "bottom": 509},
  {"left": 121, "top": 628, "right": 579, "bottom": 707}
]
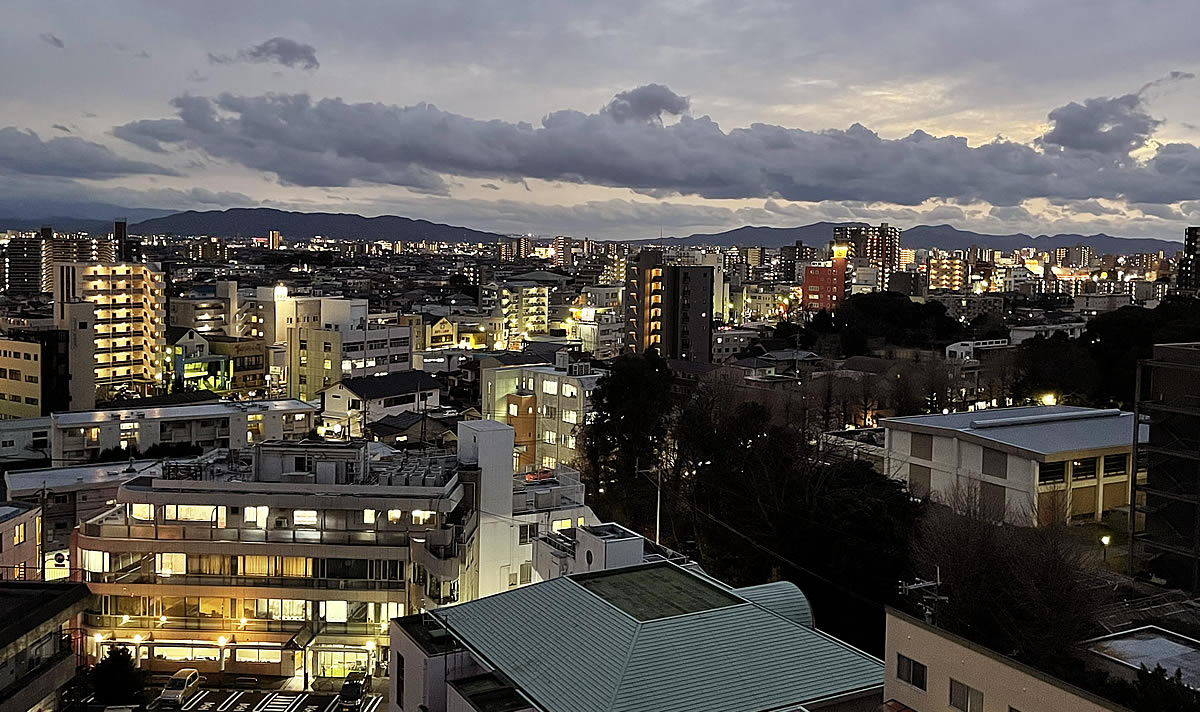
[
  {"left": 881, "top": 406, "right": 1145, "bottom": 526},
  {"left": 321, "top": 371, "right": 442, "bottom": 438},
  {"left": 389, "top": 561, "right": 884, "bottom": 712}
]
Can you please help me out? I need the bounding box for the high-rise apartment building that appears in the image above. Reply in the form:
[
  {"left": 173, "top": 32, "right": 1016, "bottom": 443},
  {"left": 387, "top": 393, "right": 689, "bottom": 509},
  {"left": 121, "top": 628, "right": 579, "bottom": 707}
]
[
  {"left": 268, "top": 230, "right": 283, "bottom": 250},
  {"left": 497, "top": 235, "right": 533, "bottom": 262},
  {"left": 833, "top": 222, "right": 901, "bottom": 289},
  {"left": 553, "top": 235, "right": 573, "bottom": 267},
  {"left": 1176, "top": 227, "right": 1199, "bottom": 292},
  {"left": 928, "top": 257, "right": 969, "bottom": 292},
  {"left": 40, "top": 233, "right": 117, "bottom": 293},
  {"left": 53, "top": 262, "right": 167, "bottom": 397},
  {"left": 4, "top": 234, "right": 45, "bottom": 293},
  {"left": 481, "top": 282, "right": 550, "bottom": 348},
  {"left": 185, "top": 236, "right": 230, "bottom": 262},
  {"left": 625, "top": 250, "right": 713, "bottom": 362},
  {"left": 800, "top": 243, "right": 850, "bottom": 312}
]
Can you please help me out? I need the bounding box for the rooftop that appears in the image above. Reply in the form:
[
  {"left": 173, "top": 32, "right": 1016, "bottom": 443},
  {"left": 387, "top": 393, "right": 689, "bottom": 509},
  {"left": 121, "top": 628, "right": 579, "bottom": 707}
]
[
  {"left": 0, "top": 501, "right": 33, "bottom": 523},
  {"left": 52, "top": 398, "right": 316, "bottom": 425},
  {"left": 334, "top": 371, "right": 442, "bottom": 400},
  {"left": 448, "top": 672, "right": 531, "bottom": 712},
  {"left": 882, "top": 405, "right": 1146, "bottom": 458},
  {"left": 1086, "top": 626, "right": 1200, "bottom": 689},
  {"left": 0, "top": 582, "right": 92, "bottom": 652},
  {"left": 433, "top": 562, "right": 882, "bottom": 712},
  {"left": 6, "top": 460, "right": 162, "bottom": 496}
]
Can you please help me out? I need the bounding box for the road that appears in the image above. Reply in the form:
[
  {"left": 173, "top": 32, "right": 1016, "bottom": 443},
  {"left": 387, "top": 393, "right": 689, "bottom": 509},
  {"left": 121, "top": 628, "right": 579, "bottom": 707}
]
[{"left": 147, "top": 689, "right": 382, "bottom": 712}]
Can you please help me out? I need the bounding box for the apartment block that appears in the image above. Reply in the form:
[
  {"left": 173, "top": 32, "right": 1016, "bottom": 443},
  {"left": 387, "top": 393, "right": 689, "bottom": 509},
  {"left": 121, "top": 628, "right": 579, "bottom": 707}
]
[
  {"left": 481, "top": 350, "right": 599, "bottom": 469},
  {"left": 928, "top": 257, "right": 969, "bottom": 292},
  {"left": 625, "top": 250, "right": 714, "bottom": 362},
  {"left": 53, "top": 261, "right": 167, "bottom": 397},
  {"left": 50, "top": 399, "right": 318, "bottom": 462},
  {"left": 0, "top": 502, "right": 41, "bottom": 581},
  {"left": 482, "top": 281, "right": 550, "bottom": 348},
  {"left": 0, "top": 582, "right": 92, "bottom": 712},
  {"left": 73, "top": 421, "right": 595, "bottom": 683},
  {"left": 834, "top": 222, "right": 902, "bottom": 289},
  {"left": 169, "top": 280, "right": 244, "bottom": 336},
  {"left": 882, "top": 406, "right": 1142, "bottom": 526},
  {"left": 0, "top": 308, "right": 95, "bottom": 418}
]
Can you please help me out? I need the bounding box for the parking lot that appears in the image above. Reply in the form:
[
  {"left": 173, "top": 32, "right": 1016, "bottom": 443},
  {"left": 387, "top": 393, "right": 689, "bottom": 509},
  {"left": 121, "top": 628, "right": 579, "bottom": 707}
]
[{"left": 147, "top": 688, "right": 383, "bottom": 712}]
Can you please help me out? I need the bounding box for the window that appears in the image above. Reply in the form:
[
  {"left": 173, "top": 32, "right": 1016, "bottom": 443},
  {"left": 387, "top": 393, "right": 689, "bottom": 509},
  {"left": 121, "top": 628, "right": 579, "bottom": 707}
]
[
  {"left": 81, "top": 549, "right": 109, "bottom": 573},
  {"left": 131, "top": 503, "right": 154, "bottom": 521},
  {"left": 562, "top": 410, "right": 579, "bottom": 424},
  {"left": 1072, "top": 457, "right": 1097, "bottom": 480},
  {"left": 387, "top": 510, "right": 403, "bottom": 524},
  {"left": 950, "top": 679, "right": 983, "bottom": 712},
  {"left": 155, "top": 553, "right": 186, "bottom": 576},
  {"left": 411, "top": 510, "right": 433, "bottom": 526},
  {"left": 896, "top": 653, "right": 927, "bottom": 691},
  {"left": 294, "top": 510, "right": 319, "bottom": 527},
  {"left": 908, "top": 464, "right": 931, "bottom": 498},
  {"left": 544, "top": 430, "right": 557, "bottom": 445},
  {"left": 566, "top": 435, "right": 576, "bottom": 449},
  {"left": 322, "top": 359, "right": 332, "bottom": 370},
  {"left": 519, "top": 562, "right": 532, "bottom": 585},
  {"left": 0, "top": 440, "right": 13, "bottom": 448},
  {"left": 551, "top": 518, "right": 571, "bottom": 532},
  {"left": 980, "top": 481, "right": 1006, "bottom": 519},
  {"left": 12, "top": 522, "right": 25, "bottom": 545},
  {"left": 363, "top": 509, "right": 376, "bottom": 524},
  {"left": 244, "top": 506, "right": 266, "bottom": 527},
  {"left": 24, "top": 375, "right": 37, "bottom": 383},
  {"left": 542, "top": 379, "right": 558, "bottom": 395},
  {"left": 324, "top": 600, "right": 347, "bottom": 623},
  {"left": 982, "top": 447, "right": 1007, "bottom": 478},
  {"left": 1039, "top": 461, "right": 1066, "bottom": 484},
  {"left": 1104, "top": 454, "right": 1127, "bottom": 477},
  {"left": 7, "top": 369, "right": 18, "bottom": 381},
  {"left": 508, "top": 403, "right": 518, "bottom": 417},
  {"left": 323, "top": 342, "right": 332, "bottom": 353},
  {"left": 562, "top": 383, "right": 578, "bottom": 398},
  {"left": 910, "top": 432, "right": 933, "bottom": 459},
  {"left": 519, "top": 523, "right": 538, "bottom": 545},
  {"left": 23, "top": 397, "right": 37, "bottom": 406}
]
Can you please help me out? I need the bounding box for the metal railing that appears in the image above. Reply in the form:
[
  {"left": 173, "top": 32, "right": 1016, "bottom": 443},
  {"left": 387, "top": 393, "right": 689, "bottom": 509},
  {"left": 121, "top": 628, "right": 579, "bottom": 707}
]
[
  {"left": 81, "top": 570, "right": 406, "bottom": 590},
  {"left": 79, "top": 521, "right": 411, "bottom": 547}
]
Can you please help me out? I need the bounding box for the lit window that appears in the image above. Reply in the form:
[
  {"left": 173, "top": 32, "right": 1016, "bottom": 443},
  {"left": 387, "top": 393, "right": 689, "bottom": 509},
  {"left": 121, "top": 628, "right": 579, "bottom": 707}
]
[
  {"left": 294, "top": 510, "right": 319, "bottom": 527},
  {"left": 562, "top": 384, "right": 577, "bottom": 398},
  {"left": 577, "top": 517, "right": 585, "bottom": 526},
  {"left": 155, "top": 552, "right": 185, "bottom": 577},
  {"left": 131, "top": 504, "right": 154, "bottom": 521},
  {"left": 13, "top": 522, "right": 26, "bottom": 545},
  {"left": 387, "top": 509, "right": 403, "bottom": 524},
  {"left": 508, "top": 403, "right": 518, "bottom": 417},
  {"left": 542, "top": 379, "right": 558, "bottom": 395},
  {"left": 412, "top": 510, "right": 433, "bottom": 526},
  {"left": 324, "top": 600, "right": 347, "bottom": 623},
  {"left": 364, "top": 509, "right": 376, "bottom": 524},
  {"left": 81, "top": 549, "right": 109, "bottom": 573},
  {"left": 552, "top": 518, "right": 571, "bottom": 532},
  {"left": 544, "top": 430, "right": 556, "bottom": 444},
  {"left": 562, "top": 410, "right": 578, "bottom": 424},
  {"left": 244, "top": 506, "right": 266, "bottom": 527}
]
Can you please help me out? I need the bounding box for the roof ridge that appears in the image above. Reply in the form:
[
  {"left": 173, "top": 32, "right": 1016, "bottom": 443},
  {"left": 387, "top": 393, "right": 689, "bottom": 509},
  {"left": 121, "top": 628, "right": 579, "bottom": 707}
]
[{"left": 605, "top": 620, "right": 643, "bottom": 712}]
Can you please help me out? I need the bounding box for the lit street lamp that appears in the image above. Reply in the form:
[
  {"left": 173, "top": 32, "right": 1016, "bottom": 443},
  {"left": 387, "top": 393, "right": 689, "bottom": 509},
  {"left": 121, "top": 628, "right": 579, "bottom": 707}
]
[{"left": 1100, "top": 534, "right": 1112, "bottom": 562}]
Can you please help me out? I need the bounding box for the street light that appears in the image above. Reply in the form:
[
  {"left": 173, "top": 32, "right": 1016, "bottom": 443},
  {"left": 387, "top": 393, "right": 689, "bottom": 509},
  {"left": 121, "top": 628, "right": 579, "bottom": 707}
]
[{"left": 1101, "top": 534, "right": 1112, "bottom": 562}]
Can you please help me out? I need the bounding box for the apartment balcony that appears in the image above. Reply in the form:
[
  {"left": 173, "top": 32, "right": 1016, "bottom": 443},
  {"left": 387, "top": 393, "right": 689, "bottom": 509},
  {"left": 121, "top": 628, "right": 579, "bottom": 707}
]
[
  {"left": 410, "top": 527, "right": 461, "bottom": 580},
  {"left": 80, "top": 510, "right": 412, "bottom": 548},
  {"left": 80, "top": 570, "right": 406, "bottom": 592}
]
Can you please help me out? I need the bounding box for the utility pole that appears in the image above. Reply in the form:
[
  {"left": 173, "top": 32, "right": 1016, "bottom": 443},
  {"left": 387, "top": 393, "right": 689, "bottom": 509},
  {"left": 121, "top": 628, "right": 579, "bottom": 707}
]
[
  {"left": 900, "top": 567, "right": 948, "bottom": 625},
  {"left": 634, "top": 458, "right": 660, "bottom": 543}
]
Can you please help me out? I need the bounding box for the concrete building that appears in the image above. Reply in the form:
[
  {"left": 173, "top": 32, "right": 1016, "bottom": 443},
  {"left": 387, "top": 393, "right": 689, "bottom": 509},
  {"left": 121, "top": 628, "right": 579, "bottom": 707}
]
[
  {"left": 567, "top": 306, "right": 622, "bottom": 360},
  {"left": 389, "top": 561, "right": 883, "bottom": 712},
  {"left": 50, "top": 399, "right": 318, "bottom": 463},
  {"left": 1075, "top": 293, "right": 1131, "bottom": 317},
  {"left": 73, "top": 422, "right": 595, "bottom": 683},
  {"left": 169, "top": 280, "right": 243, "bottom": 336},
  {"left": 801, "top": 243, "right": 851, "bottom": 312},
  {"left": 882, "top": 406, "right": 1143, "bottom": 526},
  {"left": 320, "top": 371, "right": 442, "bottom": 438},
  {"left": 883, "top": 608, "right": 1124, "bottom": 712},
  {"left": 0, "top": 307, "right": 95, "bottom": 419},
  {"left": 928, "top": 257, "right": 969, "bottom": 292},
  {"left": 1009, "top": 322, "right": 1086, "bottom": 345},
  {"left": 53, "top": 261, "right": 167, "bottom": 396},
  {"left": 625, "top": 250, "right": 714, "bottom": 362},
  {"left": 533, "top": 522, "right": 689, "bottom": 580},
  {"left": 927, "top": 294, "right": 1004, "bottom": 323},
  {"left": 185, "top": 236, "right": 229, "bottom": 262},
  {"left": 1133, "top": 343, "right": 1200, "bottom": 591},
  {"left": 834, "top": 222, "right": 902, "bottom": 289},
  {"left": 712, "top": 327, "right": 757, "bottom": 362},
  {"left": 0, "top": 582, "right": 92, "bottom": 712},
  {"left": 285, "top": 314, "right": 412, "bottom": 401},
  {"left": 0, "top": 502, "right": 41, "bottom": 581},
  {"left": 481, "top": 351, "right": 599, "bottom": 469},
  {"left": 482, "top": 282, "right": 550, "bottom": 348}
]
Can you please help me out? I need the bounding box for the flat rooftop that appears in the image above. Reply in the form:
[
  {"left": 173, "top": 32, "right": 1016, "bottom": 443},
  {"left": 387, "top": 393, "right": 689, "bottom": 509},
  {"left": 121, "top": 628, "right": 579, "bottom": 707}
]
[
  {"left": 882, "top": 405, "right": 1145, "bottom": 457},
  {"left": 52, "top": 399, "right": 316, "bottom": 425},
  {"left": 0, "top": 501, "right": 32, "bottom": 522},
  {"left": 0, "top": 582, "right": 92, "bottom": 650},
  {"left": 6, "top": 460, "right": 162, "bottom": 496},
  {"left": 1087, "top": 626, "right": 1200, "bottom": 689},
  {"left": 575, "top": 563, "right": 743, "bottom": 621},
  {"left": 448, "top": 672, "right": 531, "bottom": 712}
]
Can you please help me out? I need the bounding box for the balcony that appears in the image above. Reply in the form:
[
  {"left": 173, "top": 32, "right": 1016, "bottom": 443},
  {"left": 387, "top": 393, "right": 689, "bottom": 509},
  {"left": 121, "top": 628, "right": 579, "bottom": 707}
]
[
  {"left": 80, "top": 570, "right": 405, "bottom": 591},
  {"left": 80, "top": 510, "right": 412, "bottom": 548},
  {"left": 512, "top": 464, "right": 586, "bottom": 514}
]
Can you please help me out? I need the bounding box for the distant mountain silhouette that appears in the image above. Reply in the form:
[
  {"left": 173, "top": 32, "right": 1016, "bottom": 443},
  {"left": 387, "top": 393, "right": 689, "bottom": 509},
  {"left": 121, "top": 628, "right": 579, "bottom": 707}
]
[
  {"left": 131, "top": 208, "right": 502, "bottom": 243},
  {"left": 636, "top": 222, "right": 1181, "bottom": 255}
]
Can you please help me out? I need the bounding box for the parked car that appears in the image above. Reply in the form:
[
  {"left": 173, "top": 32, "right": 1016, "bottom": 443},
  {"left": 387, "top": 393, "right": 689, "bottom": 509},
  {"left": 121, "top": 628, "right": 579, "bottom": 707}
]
[
  {"left": 157, "top": 668, "right": 202, "bottom": 708},
  {"left": 337, "top": 671, "right": 372, "bottom": 711}
]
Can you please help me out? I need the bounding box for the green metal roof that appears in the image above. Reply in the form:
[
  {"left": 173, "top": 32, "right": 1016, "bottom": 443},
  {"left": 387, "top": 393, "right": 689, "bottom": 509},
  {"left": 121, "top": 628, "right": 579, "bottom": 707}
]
[{"left": 435, "top": 563, "right": 881, "bottom": 712}]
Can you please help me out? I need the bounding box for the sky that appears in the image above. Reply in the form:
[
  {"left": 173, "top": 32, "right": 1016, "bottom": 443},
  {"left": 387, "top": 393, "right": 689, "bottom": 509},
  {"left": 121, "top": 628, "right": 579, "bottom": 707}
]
[{"left": 3, "top": 1, "right": 1200, "bottom": 240}]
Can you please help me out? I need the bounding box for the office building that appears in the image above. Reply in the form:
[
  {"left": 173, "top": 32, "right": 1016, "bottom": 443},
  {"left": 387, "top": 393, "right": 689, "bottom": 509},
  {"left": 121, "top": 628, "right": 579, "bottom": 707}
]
[
  {"left": 928, "top": 257, "right": 969, "bottom": 292},
  {"left": 389, "top": 561, "right": 883, "bottom": 712},
  {"left": 882, "top": 406, "right": 1142, "bottom": 526},
  {"left": 1132, "top": 342, "right": 1200, "bottom": 591},
  {"left": 481, "top": 350, "right": 599, "bottom": 469},
  {"left": 1176, "top": 227, "right": 1199, "bottom": 292},
  {"left": 74, "top": 421, "right": 596, "bottom": 682},
  {"left": 50, "top": 398, "right": 318, "bottom": 463},
  {"left": 0, "top": 582, "right": 92, "bottom": 712},
  {"left": 883, "top": 608, "right": 1122, "bottom": 712},
  {"left": 53, "top": 261, "right": 167, "bottom": 397},
  {"left": 833, "top": 223, "right": 901, "bottom": 289},
  {"left": 625, "top": 250, "right": 713, "bottom": 362}
]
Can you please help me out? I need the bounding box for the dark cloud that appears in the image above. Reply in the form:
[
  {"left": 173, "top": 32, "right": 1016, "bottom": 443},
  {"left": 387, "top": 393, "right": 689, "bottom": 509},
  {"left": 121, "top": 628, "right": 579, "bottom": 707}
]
[
  {"left": 111, "top": 80, "right": 1200, "bottom": 206},
  {"left": 39, "top": 33, "right": 64, "bottom": 48},
  {"left": 603, "top": 84, "right": 689, "bottom": 122},
  {"left": 208, "top": 37, "right": 319, "bottom": 71},
  {"left": 51, "top": 124, "right": 72, "bottom": 134},
  {"left": 0, "top": 127, "right": 176, "bottom": 179}
]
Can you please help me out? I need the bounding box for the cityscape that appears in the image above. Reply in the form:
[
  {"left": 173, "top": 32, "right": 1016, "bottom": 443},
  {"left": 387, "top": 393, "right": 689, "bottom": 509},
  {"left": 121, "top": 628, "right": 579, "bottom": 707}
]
[{"left": 4, "top": 3, "right": 1200, "bottom": 712}]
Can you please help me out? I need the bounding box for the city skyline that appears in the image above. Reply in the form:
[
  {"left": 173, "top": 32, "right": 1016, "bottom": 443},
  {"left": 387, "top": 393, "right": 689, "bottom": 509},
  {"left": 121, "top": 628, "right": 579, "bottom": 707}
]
[{"left": 3, "top": 2, "right": 1200, "bottom": 240}]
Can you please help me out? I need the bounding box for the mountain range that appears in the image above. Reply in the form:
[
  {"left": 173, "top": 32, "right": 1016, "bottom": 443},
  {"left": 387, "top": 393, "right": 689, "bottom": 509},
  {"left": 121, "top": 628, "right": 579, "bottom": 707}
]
[{"left": 0, "top": 206, "right": 1182, "bottom": 255}]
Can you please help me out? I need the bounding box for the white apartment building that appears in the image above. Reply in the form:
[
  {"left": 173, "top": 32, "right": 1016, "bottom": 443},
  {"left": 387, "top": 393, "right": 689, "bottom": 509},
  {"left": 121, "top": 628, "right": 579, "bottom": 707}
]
[
  {"left": 50, "top": 399, "right": 318, "bottom": 463},
  {"left": 169, "top": 280, "right": 245, "bottom": 336},
  {"left": 567, "top": 307, "right": 623, "bottom": 360},
  {"left": 481, "top": 282, "right": 549, "bottom": 348},
  {"left": 73, "top": 421, "right": 596, "bottom": 684},
  {"left": 712, "top": 327, "right": 758, "bottom": 362},
  {"left": 881, "top": 406, "right": 1144, "bottom": 526},
  {"left": 53, "top": 261, "right": 167, "bottom": 396},
  {"left": 481, "top": 351, "right": 599, "bottom": 469}
]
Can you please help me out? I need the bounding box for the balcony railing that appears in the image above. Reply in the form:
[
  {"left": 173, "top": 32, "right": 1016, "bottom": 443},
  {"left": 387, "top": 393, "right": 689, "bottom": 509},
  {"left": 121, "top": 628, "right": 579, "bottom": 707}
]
[
  {"left": 81, "top": 570, "right": 405, "bottom": 591},
  {"left": 79, "top": 520, "right": 411, "bottom": 547}
]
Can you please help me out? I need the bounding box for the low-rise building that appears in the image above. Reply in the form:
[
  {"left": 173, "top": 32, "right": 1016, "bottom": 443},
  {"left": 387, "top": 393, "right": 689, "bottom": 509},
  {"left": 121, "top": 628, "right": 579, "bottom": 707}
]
[
  {"left": 320, "top": 371, "right": 442, "bottom": 438},
  {"left": 72, "top": 421, "right": 595, "bottom": 683},
  {"left": 0, "top": 501, "right": 40, "bottom": 581},
  {"left": 882, "top": 406, "right": 1143, "bottom": 526},
  {"left": 1009, "top": 321, "right": 1086, "bottom": 345},
  {"left": 50, "top": 399, "right": 318, "bottom": 463},
  {"left": 390, "top": 561, "right": 884, "bottom": 712}
]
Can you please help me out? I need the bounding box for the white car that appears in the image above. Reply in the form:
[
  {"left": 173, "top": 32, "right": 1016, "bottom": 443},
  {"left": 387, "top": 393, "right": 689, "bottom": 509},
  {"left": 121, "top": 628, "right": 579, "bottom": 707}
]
[{"left": 157, "top": 668, "right": 202, "bottom": 708}]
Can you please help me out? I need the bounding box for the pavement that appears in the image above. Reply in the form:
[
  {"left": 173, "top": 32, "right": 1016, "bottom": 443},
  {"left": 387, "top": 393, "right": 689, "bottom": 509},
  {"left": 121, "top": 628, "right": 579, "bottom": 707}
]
[{"left": 148, "top": 688, "right": 383, "bottom": 712}]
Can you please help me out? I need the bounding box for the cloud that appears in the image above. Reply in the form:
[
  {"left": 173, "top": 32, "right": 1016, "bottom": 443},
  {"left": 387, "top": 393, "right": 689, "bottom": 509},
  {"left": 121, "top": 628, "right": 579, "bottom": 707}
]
[
  {"left": 186, "top": 70, "right": 209, "bottom": 83},
  {"left": 0, "top": 127, "right": 177, "bottom": 179},
  {"left": 480, "top": 183, "right": 501, "bottom": 190},
  {"left": 39, "top": 33, "right": 64, "bottom": 49},
  {"left": 51, "top": 124, "right": 72, "bottom": 134},
  {"left": 602, "top": 83, "right": 689, "bottom": 123},
  {"left": 112, "top": 79, "right": 1200, "bottom": 207},
  {"left": 208, "top": 37, "right": 319, "bottom": 70}
]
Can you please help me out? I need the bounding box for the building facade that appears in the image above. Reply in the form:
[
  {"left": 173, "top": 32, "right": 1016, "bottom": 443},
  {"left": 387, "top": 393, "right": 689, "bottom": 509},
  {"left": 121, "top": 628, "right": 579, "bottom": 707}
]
[{"left": 625, "top": 250, "right": 714, "bottom": 362}]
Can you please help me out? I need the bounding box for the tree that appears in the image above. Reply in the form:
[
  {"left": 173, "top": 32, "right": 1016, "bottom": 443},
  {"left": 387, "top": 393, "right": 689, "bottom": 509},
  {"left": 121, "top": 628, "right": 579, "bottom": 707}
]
[
  {"left": 577, "top": 349, "right": 675, "bottom": 532},
  {"left": 90, "top": 645, "right": 143, "bottom": 705}
]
